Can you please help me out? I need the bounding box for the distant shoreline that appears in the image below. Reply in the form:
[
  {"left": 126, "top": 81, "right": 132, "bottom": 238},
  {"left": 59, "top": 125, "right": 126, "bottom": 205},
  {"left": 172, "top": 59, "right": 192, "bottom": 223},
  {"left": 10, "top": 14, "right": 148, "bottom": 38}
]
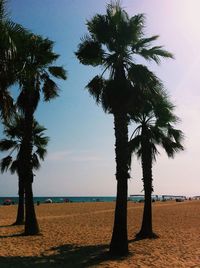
[{"left": 0, "top": 195, "right": 199, "bottom": 205}]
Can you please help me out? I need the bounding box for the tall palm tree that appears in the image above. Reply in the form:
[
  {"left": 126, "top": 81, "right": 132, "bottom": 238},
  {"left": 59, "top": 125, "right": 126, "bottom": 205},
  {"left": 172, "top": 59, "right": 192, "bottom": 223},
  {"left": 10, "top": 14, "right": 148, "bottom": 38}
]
[
  {"left": 129, "top": 95, "right": 184, "bottom": 239},
  {"left": 15, "top": 33, "right": 67, "bottom": 235},
  {"left": 76, "top": 1, "right": 173, "bottom": 255},
  {"left": 0, "top": 0, "right": 27, "bottom": 121},
  {"left": 0, "top": 115, "right": 49, "bottom": 225}
]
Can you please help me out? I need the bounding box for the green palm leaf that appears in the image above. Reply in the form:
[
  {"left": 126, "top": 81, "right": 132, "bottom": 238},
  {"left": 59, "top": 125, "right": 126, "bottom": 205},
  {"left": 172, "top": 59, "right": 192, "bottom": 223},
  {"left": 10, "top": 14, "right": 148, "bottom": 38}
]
[
  {"left": 0, "top": 139, "right": 17, "bottom": 151},
  {"left": 129, "top": 135, "right": 142, "bottom": 153},
  {"left": 139, "top": 46, "right": 174, "bottom": 64},
  {"left": 0, "top": 155, "right": 12, "bottom": 172},
  {"left": 0, "top": 89, "right": 14, "bottom": 120},
  {"left": 86, "top": 75, "right": 104, "bottom": 104},
  {"left": 167, "top": 126, "right": 184, "bottom": 144},
  {"left": 128, "top": 64, "right": 163, "bottom": 92},
  {"left": 76, "top": 37, "right": 104, "bottom": 66},
  {"left": 87, "top": 15, "right": 110, "bottom": 44},
  {"left": 0, "top": 114, "right": 49, "bottom": 174},
  {"left": 42, "top": 75, "right": 59, "bottom": 101},
  {"left": 133, "top": 35, "right": 159, "bottom": 51},
  {"left": 48, "top": 66, "right": 67, "bottom": 80},
  {"left": 32, "top": 153, "right": 40, "bottom": 170},
  {"left": 10, "top": 159, "right": 18, "bottom": 174}
]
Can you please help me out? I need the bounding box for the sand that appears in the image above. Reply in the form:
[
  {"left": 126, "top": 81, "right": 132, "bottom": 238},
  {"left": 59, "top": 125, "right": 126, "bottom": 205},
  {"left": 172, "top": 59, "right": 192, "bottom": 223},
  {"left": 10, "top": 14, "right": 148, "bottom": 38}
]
[{"left": 0, "top": 200, "right": 199, "bottom": 267}]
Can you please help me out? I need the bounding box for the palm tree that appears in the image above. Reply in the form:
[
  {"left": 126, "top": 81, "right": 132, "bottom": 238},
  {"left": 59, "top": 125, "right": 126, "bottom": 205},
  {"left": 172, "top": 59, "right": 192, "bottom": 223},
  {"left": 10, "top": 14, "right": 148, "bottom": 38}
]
[
  {"left": 129, "top": 95, "right": 184, "bottom": 239},
  {"left": 14, "top": 33, "right": 67, "bottom": 235},
  {"left": 0, "top": 0, "right": 27, "bottom": 121},
  {"left": 76, "top": 1, "right": 173, "bottom": 255},
  {"left": 0, "top": 115, "right": 49, "bottom": 225}
]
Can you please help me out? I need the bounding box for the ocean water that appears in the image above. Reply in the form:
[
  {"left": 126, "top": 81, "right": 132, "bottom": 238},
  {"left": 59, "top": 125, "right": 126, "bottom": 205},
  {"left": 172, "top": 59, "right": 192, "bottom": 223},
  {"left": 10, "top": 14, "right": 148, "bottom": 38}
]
[{"left": 0, "top": 196, "right": 144, "bottom": 204}]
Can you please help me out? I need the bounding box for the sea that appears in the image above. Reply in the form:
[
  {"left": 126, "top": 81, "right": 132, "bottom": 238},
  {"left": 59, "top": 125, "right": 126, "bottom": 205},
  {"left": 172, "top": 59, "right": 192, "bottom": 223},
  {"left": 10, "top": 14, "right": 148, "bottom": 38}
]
[{"left": 0, "top": 196, "right": 145, "bottom": 205}]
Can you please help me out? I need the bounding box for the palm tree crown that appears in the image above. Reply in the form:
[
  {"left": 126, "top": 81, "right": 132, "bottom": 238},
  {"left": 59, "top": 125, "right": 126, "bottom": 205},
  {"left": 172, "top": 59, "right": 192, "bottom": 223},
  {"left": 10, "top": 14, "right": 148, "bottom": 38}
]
[
  {"left": 16, "top": 33, "right": 67, "bottom": 113},
  {"left": 129, "top": 95, "right": 184, "bottom": 166},
  {"left": 76, "top": 1, "right": 173, "bottom": 113},
  {"left": 0, "top": 0, "right": 28, "bottom": 120},
  {"left": 0, "top": 115, "right": 49, "bottom": 174}
]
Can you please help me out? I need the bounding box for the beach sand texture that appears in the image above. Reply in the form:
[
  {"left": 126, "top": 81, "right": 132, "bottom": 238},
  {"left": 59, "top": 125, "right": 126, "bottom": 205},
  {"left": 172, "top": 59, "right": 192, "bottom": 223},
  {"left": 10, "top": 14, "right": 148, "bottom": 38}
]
[{"left": 0, "top": 200, "right": 199, "bottom": 267}]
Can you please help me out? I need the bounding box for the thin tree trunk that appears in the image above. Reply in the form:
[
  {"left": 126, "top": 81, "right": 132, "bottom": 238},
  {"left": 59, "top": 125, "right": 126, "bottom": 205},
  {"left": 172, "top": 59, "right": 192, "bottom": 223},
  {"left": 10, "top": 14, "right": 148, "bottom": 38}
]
[
  {"left": 136, "top": 128, "right": 156, "bottom": 239},
  {"left": 24, "top": 179, "right": 39, "bottom": 235},
  {"left": 13, "top": 177, "right": 24, "bottom": 225},
  {"left": 137, "top": 174, "right": 153, "bottom": 238},
  {"left": 109, "top": 113, "right": 129, "bottom": 256},
  {"left": 23, "top": 98, "right": 40, "bottom": 235}
]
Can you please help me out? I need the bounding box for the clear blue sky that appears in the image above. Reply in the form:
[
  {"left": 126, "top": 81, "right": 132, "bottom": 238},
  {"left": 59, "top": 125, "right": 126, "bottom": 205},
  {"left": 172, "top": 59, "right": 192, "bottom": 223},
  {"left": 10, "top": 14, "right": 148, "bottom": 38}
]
[{"left": 0, "top": 0, "right": 199, "bottom": 197}]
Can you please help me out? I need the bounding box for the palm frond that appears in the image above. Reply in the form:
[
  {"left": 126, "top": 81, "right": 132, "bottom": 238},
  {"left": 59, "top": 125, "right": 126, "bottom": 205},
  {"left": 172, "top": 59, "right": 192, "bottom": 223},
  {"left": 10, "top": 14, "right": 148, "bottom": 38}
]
[
  {"left": 0, "top": 155, "right": 12, "bottom": 173},
  {"left": 35, "top": 147, "right": 47, "bottom": 161},
  {"left": 10, "top": 159, "right": 18, "bottom": 174},
  {"left": 139, "top": 46, "right": 174, "bottom": 64},
  {"left": 16, "top": 89, "right": 26, "bottom": 111},
  {"left": 32, "top": 120, "right": 46, "bottom": 135},
  {"left": 87, "top": 14, "right": 111, "bottom": 44},
  {"left": 4, "top": 118, "right": 24, "bottom": 139},
  {"left": 0, "top": 112, "right": 49, "bottom": 175},
  {"left": 42, "top": 75, "right": 59, "bottom": 101},
  {"left": 128, "top": 64, "right": 163, "bottom": 93},
  {"left": 133, "top": 35, "right": 159, "bottom": 51},
  {"left": 0, "top": 88, "right": 14, "bottom": 121},
  {"left": 167, "top": 126, "right": 184, "bottom": 144},
  {"left": 86, "top": 75, "right": 104, "bottom": 104},
  {"left": 129, "top": 13, "right": 145, "bottom": 38},
  {"left": 162, "top": 137, "right": 184, "bottom": 158},
  {"left": 129, "top": 93, "right": 184, "bottom": 164},
  {"left": 32, "top": 153, "right": 41, "bottom": 170},
  {"left": 33, "top": 134, "right": 49, "bottom": 150},
  {"left": 151, "top": 143, "right": 160, "bottom": 161},
  {"left": 0, "top": 0, "right": 8, "bottom": 20},
  {"left": 106, "top": 3, "right": 134, "bottom": 49},
  {"left": 151, "top": 94, "right": 178, "bottom": 127},
  {"left": 0, "top": 139, "right": 17, "bottom": 151},
  {"left": 48, "top": 66, "right": 67, "bottom": 80},
  {"left": 75, "top": 36, "right": 104, "bottom": 66},
  {"left": 129, "top": 135, "right": 142, "bottom": 154}
]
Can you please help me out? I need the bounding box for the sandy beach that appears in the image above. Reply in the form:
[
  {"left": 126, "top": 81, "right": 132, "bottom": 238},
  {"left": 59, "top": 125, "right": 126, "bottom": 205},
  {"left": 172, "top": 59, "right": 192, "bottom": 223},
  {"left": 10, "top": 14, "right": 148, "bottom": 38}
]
[{"left": 0, "top": 200, "right": 199, "bottom": 267}]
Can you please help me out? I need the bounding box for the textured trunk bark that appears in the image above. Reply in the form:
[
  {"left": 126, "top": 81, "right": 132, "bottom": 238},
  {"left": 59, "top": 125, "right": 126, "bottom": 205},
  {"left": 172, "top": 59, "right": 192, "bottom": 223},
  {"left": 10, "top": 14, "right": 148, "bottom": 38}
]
[
  {"left": 24, "top": 179, "right": 39, "bottom": 235},
  {"left": 22, "top": 97, "right": 40, "bottom": 235},
  {"left": 137, "top": 174, "right": 153, "bottom": 238},
  {"left": 109, "top": 113, "right": 129, "bottom": 256},
  {"left": 136, "top": 127, "right": 155, "bottom": 239},
  {"left": 13, "top": 177, "right": 24, "bottom": 225}
]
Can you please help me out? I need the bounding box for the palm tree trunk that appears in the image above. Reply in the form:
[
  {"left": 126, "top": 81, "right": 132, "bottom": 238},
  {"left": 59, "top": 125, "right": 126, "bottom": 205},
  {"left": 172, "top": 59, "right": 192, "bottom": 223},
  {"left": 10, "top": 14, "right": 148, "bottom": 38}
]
[
  {"left": 24, "top": 178, "right": 39, "bottom": 235},
  {"left": 110, "top": 113, "right": 129, "bottom": 256},
  {"left": 23, "top": 103, "right": 40, "bottom": 235},
  {"left": 136, "top": 131, "right": 156, "bottom": 239},
  {"left": 13, "top": 177, "right": 24, "bottom": 225}
]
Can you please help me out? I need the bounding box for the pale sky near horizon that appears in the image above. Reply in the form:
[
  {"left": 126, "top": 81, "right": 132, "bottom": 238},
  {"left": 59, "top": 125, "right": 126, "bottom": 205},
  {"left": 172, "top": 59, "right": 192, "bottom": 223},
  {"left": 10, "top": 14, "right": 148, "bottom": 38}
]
[{"left": 0, "top": 0, "right": 200, "bottom": 197}]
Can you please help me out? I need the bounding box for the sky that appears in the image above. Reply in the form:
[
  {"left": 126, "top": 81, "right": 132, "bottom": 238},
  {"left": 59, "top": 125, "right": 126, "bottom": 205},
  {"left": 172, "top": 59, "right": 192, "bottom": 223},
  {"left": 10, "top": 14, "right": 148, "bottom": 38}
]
[{"left": 0, "top": 0, "right": 200, "bottom": 197}]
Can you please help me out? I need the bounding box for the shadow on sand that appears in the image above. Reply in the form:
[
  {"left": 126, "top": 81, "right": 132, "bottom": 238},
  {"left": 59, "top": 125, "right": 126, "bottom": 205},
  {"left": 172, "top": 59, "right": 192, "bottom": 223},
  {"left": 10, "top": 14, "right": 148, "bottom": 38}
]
[
  {"left": 0, "top": 224, "right": 14, "bottom": 229},
  {"left": 0, "top": 243, "right": 128, "bottom": 268}
]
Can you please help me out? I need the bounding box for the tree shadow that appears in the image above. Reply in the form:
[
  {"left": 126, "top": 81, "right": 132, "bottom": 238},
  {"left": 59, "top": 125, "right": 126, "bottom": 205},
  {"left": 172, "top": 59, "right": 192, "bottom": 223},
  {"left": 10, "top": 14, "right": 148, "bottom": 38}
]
[
  {"left": 0, "top": 233, "right": 24, "bottom": 239},
  {"left": 0, "top": 224, "right": 13, "bottom": 228},
  {"left": 128, "top": 232, "right": 159, "bottom": 243},
  {"left": 0, "top": 243, "right": 127, "bottom": 268},
  {"left": 0, "top": 232, "right": 44, "bottom": 238}
]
